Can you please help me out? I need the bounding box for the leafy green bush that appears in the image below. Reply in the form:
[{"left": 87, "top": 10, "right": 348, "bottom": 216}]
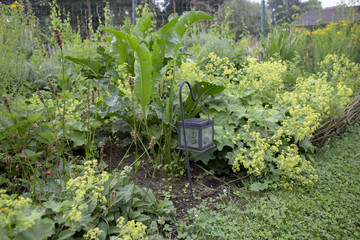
[
  {"left": 190, "top": 53, "right": 354, "bottom": 188},
  {"left": 0, "top": 160, "right": 174, "bottom": 239},
  {"left": 66, "top": 7, "right": 214, "bottom": 171},
  {"left": 262, "top": 26, "right": 301, "bottom": 62},
  {"left": 0, "top": 1, "right": 40, "bottom": 95}
]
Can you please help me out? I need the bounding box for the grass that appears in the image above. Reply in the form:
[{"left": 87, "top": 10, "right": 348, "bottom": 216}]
[{"left": 175, "top": 123, "right": 360, "bottom": 239}]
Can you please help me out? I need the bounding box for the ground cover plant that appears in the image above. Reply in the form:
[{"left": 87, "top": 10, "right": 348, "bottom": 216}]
[
  {"left": 176, "top": 122, "right": 360, "bottom": 239},
  {"left": 1, "top": 0, "right": 360, "bottom": 239}
]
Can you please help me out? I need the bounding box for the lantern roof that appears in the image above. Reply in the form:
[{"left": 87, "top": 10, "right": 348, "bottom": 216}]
[{"left": 179, "top": 118, "right": 214, "bottom": 127}]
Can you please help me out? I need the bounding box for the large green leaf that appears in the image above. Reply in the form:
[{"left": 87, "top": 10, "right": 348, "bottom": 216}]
[
  {"left": 15, "top": 218, "right": 55, "bottom": 240},
  {"left": 64, "top": 56, "right": 102, "bottom": 76},
  {"left": 0, "top": 227, "right": 10, "bottom": 240},
  {"left": 165, "top": 11, "right": 213, "bottom": 58},
  {"left": 57, "top": 229, "right": 75, "bottom": 240},
  {"left": 68, "top": 131, "right": 86, "bottom": 147},
  {"left": 132, "top": 43, "right": 153, "bottom": 109},
  {"left": 102, "top": 28, "right": 128, "bottom": 65},
  {"left": 183, "top": 81, "right": 225, "bottom": 119},
  {"left": 132, "top": 11, "right": 153, "bottom": 41},
  {"left": 152, "top": 16, "right": 179, "bottom": 69},
  {"left": 174, "top": 11, "right": 213, "bottom": 36}
]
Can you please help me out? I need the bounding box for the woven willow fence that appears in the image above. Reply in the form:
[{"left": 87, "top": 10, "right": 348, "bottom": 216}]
[{"left": 312, "top": 92, "right": 360, "bottom": 146}]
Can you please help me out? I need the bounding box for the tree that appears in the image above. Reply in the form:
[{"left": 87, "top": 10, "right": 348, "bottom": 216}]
[
  {"left": 218, "top": 0, "right": 263, "bottom": 37},
  {"left": 300, "top": 0, "right": 322, "bottom": 13},
  {"left": 267, "top": 0, "right": 301, "bottom": 24}
]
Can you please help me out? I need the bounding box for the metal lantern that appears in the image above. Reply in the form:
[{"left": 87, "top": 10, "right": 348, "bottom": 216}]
[
  {"left": 178, "top": 81, "right": 215, "bottom": 201},
  {"left": 177, "top": 118, "right": 215, "bottom": 152}
]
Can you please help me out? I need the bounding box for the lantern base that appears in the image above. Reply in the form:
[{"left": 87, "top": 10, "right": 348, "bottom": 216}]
[{"left": 177, "top": 143, "right": 216, "bottom": 153}]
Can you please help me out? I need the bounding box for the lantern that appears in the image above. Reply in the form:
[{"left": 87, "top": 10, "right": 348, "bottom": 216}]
[
  {"left": 178, "top": 81, "right": 216, "bottom": 201},
  {"left": 177, "top": 118, "right": 215, "bottom": 152}
]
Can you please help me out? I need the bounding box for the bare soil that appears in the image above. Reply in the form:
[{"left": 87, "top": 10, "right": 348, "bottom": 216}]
[{"left": 102, "top": 140, "right": 242, "bottom": 219}]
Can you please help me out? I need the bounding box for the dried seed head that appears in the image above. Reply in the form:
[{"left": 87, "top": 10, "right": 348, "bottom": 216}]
[
  {"left": 157, "top": 82, "right": 162, "bottom": 99},
  {"left": 55, "top": 134, "right": 60, "bottom": 148},
  {"left": 86, "top": 94, "right": 90, "bottom": 107},
  {"left": 81, "top": 105, "right": 88, "bottom": 122},
  {"left": 96, "top": 88, "right": 101, "bottom": 98},
  {"left": 130, "top": 130, "right": 136, "bottom": 143},
  {"left": 148, "top": 136, "right": 156, "bottom": 149},
  {"left": 91, "top": 88, "right": 95, "bottom": 104},
  {"left": 54, "top": 29, "right": 63, "bottom": 50},
  {"left": 48, "top": 144, "right": 54, "bottom": 154},
  {"left": 36, "top": 162, "right": 42, "bottom": 172},
  {"left": 110, "top": 190, "right": 116, "bottom": 203},
  {"left": 47, "top": 81, "right": 56, "bottom": 97},
  {"left": 128, "top": 76, "right": 135, "bottom": 93},
  {"left": 32, "top": 122, "right": 38, "bottom": 137},
  {"left": 36, "top": 89, "right": 45, "bottom": 104},
  {"left": 99, "top": 141, "right": 104, "bottom": 156},
  {"left": 16, "top": 164, "right": 20, "bottom": 172},
  {"left": 5, "top": 156, "right": 12, "bottom": 167},
  {"left": 2, "top": 95, "right": 11, "bottom": 113},
  {"left": 13, "top": 176, "right": 18, "bottom": 184},
  {"left": 138, "top": 110, "right": 143, "bottom": 123}
]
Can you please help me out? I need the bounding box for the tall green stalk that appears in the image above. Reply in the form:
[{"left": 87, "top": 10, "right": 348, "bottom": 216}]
[{"left": 54, "top": 29, "right": 70, "bottom": 179}]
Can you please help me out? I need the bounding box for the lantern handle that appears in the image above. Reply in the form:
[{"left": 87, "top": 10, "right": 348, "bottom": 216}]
[{"left": 179, "top": 81, "right": 196, "bottom": 202}]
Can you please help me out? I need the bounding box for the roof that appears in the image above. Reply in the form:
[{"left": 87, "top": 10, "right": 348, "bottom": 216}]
[{"left": 295, "top": 5, "right": 360, "bottom": 26}]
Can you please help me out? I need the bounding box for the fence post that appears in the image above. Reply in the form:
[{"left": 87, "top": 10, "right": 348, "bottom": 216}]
[
  {"left": 132, "top": 0, "right": 137, "bottom": 25},
  {"left": 261, "top": 0, "right": 265, "bottom": 37}
]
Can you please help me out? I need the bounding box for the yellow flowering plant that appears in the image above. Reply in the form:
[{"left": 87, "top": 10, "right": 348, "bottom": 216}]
[
  {"left": 304, "top": 20, "right": 359, "bottom": 69},
  {"left": 0, "top": 157, "right": 174, "bottom": 239},
  {"left": 194, "top": 53, "right": 355, "bottom": 188},
  {"left": 0, "top": 190, "right": 55, "bottom": 240},
  {"left": 319, "top": 54, "right": 360, "bottom": 93}
]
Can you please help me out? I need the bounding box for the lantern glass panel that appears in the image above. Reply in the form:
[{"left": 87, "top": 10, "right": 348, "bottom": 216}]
[
  {"left": 202, "top": 125, "right": 213, "bottom": 146},
  {"left": 179, "top": 127, "right": 200, "bottom": 149}
]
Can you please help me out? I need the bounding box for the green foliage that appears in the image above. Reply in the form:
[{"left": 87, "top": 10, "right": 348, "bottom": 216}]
[
  {"left": 182, "top": 8, "right": 251, "bottom": 69},
  {"left": 189, "top": 53, "right": 354, "bottom": 187},
  {"left": 0, "top": 160, "right": 175, "bottom": 239},
  {"left": 262, "top": 26, "right": 301, "bottom": 61}
]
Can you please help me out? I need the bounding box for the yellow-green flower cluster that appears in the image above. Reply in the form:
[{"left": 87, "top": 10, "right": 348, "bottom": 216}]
[
  {"left": 84, "top": 227, "right": 103, "bottom": 240},
  {"left": 275, "top": 144, "right": 316, "bottom": 189},
  {"left": 67, "top": 204, "right": 83, "bottom": 222},
  {"left": 0, "top": 190, "right": 33, "bottom": 227},
  {"left": 204, "top": 52, "right": 239, "bottom": 87},
  {"left": 115, "top": 217, "right": 148, "bottom": 240},
  {"left": 277, "top": 74, "right": 352, "bottom": 141},
  {"left": 115, "top": 63, "right": 132, "bottom": 96},
  {"left": 28, "top": 92, "right": 82, "bottom": 122},
  {"left": 319, "top": 54, "right": 360, "bottom": 92},
  {"left": 240, "top": 57, "right": 287, "bottom": 96},
  {"left": 232, "top": 123, "right": 318, "bottom": 187},
  {"left": 66, "top": 160, "right": 109, "bottom": 204},
  {"left": 177, "top": 62, "right": 207, "bottom": 86},
  {"left": 234, "top": 131, "right": 267, "bottom": 175}
]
